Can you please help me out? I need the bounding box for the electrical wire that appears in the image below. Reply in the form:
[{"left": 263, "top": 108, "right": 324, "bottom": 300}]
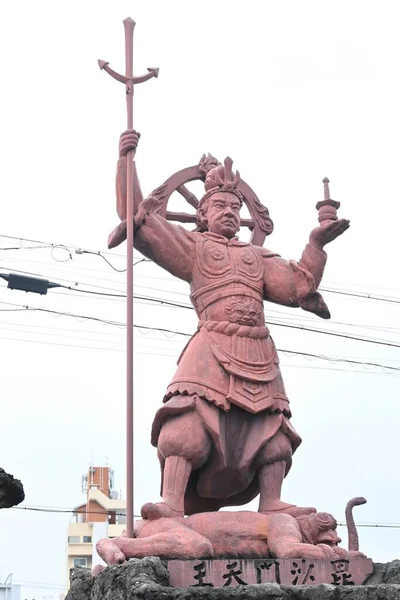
[
  {"left": 320, "top": 286, "right": 400, "bottom": 305},
  {"left": 3, "top": 290, "right": 400, "bottom": 352},
  {"left": 12, "top": 504, "right": 400, "bottom": 529},
  {"left": 3, "top": 268, "right": 400, "bottom": 354},
  {"left": 6, "top": 320, "right": 400, "bottom": 365},
  {"left": 0, "top": 302, "right": 399, "bottom": 374},
  {"left": 2, "top": 260, "right": 400, "bottom": 339},
  {"left": 0, "top": 244, "right": 52, "bottom": 251},
  {"left": 3, "top": 260, "right": 400, "bottom": 323},
  {"left": 75, "top": 250, "right": 149, "bottom": 272},
  {"left": 4, "top": 234, "right": 400, "bottom": 305},
  {"left": 0, "top": 235, "right": 147, "bottom": 273},
  {"left": 13, "top": 504, "right": 136, "bottom": 517},
  {"left": 0, "top": 259, "right": 396, "bottom": 332},
  {"left": 0, "top": 234, "right": 126, "bottom": 259}
]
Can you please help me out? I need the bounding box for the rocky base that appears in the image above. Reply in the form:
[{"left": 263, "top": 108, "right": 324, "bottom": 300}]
[
  {"left": 0, "top": 468, "right": 24, "bottom": 508},
  {"left": 66, "top": 557, "right": 400, "bottom": 600}
]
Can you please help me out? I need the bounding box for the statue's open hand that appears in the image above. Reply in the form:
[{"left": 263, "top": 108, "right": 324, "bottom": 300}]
[
  {"left": 309, "top": 218, "right": 350, "bottom": 250},
  {"left": 119, "top": 129, "right": 141, "bottom": 158}
]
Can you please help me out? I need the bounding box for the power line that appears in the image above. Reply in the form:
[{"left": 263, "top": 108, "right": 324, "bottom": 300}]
[
  {"left": 74, "top": 250, "right": 149, "bottom": 272},
  {"left": 3, "top": 233, "right": 400, "bottom": 306},
  {"left": 0, "top": 302, "right": 126, "bottom": 326},
  {"left": 2, "top": 265, "right": 400, "bottom": 349},
  {"left": 13, "top": 505, "right": 139, "bottom": 518},
  {"left": 0, "top": 302, "right": 399, "bottom": 374},
  {"left": 278, "top": 349, "right": 400, "bottom": 373},
  {"left": 12, "top": 504, "right": 400, "bottom": 530},
  {"left": 282, "top": 363, "right": 398, "bottom": 376},
  {"left": 321, "top": 286, "right": 400, "bottom": 305},
  {"left": 267, "top": 321, "right": 400, "bottom": 351},
  {"left": 0, "top": 266, "right": 188, "bottom": 307},
  {"left": 0, "top": 335, "right": 392, "bottom": 371},
  {"left": 0, "top": 244, "right": 52, "bottom": 251},
  {"left": 14, "top": 580, "right": 66, "bottom": 590},
  {"left": 3, "top": 268, "right": 400, "bottom": 351},
  {"left": 4, "top": 262, "right": 400, "bottom": 343},
  {"left": 0, "top": 265, "right": 190, "bottom": 306},
  {"left": 0, "top": 334, "right": 182, "bottom": 356},
  {"left": 0, "top": 235, "right": 148, "bottom": 273},
  {"left": 3, "top": 259, "right": 400, "bottom": 338},
  {"left": 3, "top": 262, "right": 400, "bottom": 330},
  {"left": 0, "top": 234, "right": 125, "bottom": 259},
  {"left": 1, "top": 253, "right": 129, "bottom": 282},
  {"left": 6, "top": 319, "right": 399, "bottom": 364},
  {"left": 0, "top": 265, "right": 125, "bottom": 294},
  {"left": 4, "top": 290, "right": 400, "bottom": 352},
  {"left": 0, "top": 320, "right": 125, "bottom": 338},
  {"left": 338, "top": 523, "right": 400, "bottom": 529}
]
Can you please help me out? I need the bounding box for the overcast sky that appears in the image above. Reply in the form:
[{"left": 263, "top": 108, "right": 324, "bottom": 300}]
[{"left": 1, "top": 0, "right": 400, "bottom": 596}]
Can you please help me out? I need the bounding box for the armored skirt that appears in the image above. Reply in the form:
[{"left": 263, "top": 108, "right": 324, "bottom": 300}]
[{"left": 151, "top": 324, "right": 302, "bottom": 515}]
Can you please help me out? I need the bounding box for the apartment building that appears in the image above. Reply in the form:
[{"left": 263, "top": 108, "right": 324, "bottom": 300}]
[{"left": 65, "top": 466, "right": 126, "bottom": 579}]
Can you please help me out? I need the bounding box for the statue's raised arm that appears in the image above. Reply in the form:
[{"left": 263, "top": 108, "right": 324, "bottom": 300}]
[
  {"left": 262, "top": 182, "right": 349, "bottom": 319},
  {"left": 110, "top": 130, "right": 196, "bottom": 282}
]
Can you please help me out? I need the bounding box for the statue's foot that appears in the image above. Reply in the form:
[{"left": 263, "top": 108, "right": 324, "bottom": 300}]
[
  {"left": 259, "top": 500, "right": 316, "bottom": 518},
  {"left": 96, "top": 538, "right": 126, "bottom": 565},
  {"left": 141, "top": 501, "right": 183, "bottom": 520}
]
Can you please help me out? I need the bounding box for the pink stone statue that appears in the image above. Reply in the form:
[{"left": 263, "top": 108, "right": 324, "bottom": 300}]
[
  {"left": 111, "top": 130, "right": 350, "bottom": 521},
  {"left": 95, "top": 503, "right": 366, "bottom": 564}
]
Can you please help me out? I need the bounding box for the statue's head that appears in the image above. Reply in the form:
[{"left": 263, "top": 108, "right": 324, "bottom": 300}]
[
  {"left": 197, "top": 157, "right": 244, "bottom": 238},
  {"left": 296, "top": 512, "right": 342, "bottom": 547}
]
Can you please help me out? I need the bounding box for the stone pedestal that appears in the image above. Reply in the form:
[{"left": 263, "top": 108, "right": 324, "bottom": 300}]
[{"left": 66, "top": 557, "right": 400, "bottom": 600}]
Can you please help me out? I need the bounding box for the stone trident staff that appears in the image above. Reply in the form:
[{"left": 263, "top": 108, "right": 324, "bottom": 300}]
[{"left": 98, "top": 17, "right": 159, "bottom": 538}]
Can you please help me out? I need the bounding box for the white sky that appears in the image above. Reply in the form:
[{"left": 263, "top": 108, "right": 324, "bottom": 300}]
[{"left": 1, "top": 0, "right": 400, "bottom": 595}]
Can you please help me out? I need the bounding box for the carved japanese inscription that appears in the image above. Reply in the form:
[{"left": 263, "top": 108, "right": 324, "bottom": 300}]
[{"left": 168, "top": 558, "right": 373, "bottom": 588}]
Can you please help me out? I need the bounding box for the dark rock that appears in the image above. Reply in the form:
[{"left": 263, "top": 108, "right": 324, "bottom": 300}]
[
  {"left": 365, "top": 560, "right": 400, "bottom": 585},
  {"left": 91, "top": 557, "right": 169, "bottom": 600},
  {"left": 66, "top": 567, "right": 95, "bottom": 600},
  {"left": 0, "top": 468, "right": 24, "bottom": 508},
  {"left": 68, "top": 560, "right": 400, "bottom": 600}
]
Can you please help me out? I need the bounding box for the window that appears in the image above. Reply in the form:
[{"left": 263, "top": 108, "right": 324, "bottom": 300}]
[
  {"left": 73, "top": 558, "right": 87, "bottom": 567},
  {"left": 83, "top": 536, "right": 92, "bottom": 543},
  {"left": 68, "top": 536, "right": 80, "bottom": 544}
]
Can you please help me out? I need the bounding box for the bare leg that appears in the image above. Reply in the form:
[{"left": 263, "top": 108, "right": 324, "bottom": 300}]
[
  {"left": 142, "top": 456, "right": 191, "bottom": 519},
  {"left": 256, "top": 432, "right": 316, "bottom": 517},
  {"left": 142, "top": 407, "right": 211, "bottom": 519},
  {"left": 258, "top": 460, "right": 287, "bottom": 512}
]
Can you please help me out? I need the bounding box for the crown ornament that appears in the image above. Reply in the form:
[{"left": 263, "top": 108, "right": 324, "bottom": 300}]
[{"left": 199, "top": 156, "right": 244, "bottom": 207}]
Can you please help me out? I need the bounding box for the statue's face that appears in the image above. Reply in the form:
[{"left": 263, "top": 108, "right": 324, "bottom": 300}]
[
  {"left": 205, "top": 192, "right": 241, "bottom": 238},
  {"left": 316, "top": 528, "right": 342, "bottom": 547}
]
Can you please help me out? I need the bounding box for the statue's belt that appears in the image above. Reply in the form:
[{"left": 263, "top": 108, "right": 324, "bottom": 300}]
[{"left": 198, "top": 320, "right": 270, "bottom": 339}]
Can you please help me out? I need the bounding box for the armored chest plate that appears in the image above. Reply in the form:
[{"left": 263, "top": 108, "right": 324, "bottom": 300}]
[{"left": 195, "top": 236, "right": 263, "bottom": 282}]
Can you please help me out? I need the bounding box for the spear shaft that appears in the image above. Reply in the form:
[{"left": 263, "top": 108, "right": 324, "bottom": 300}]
[
  {"left": 124, "top": 17, "right": 135, "bottom": 542},
  {"left": 99, "top": 17, "right": 158, "bottom": 539}
]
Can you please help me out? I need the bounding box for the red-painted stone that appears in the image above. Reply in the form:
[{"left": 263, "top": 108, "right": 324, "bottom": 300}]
[
  {"left": 96, "top": 507, "right": 368, "bottom": 567},
  {"left": 167, "top": 557, "right": 373, "bottom": 588},
  {"left": 111, "top": 131, "right": 350, "bottom": 520}
]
